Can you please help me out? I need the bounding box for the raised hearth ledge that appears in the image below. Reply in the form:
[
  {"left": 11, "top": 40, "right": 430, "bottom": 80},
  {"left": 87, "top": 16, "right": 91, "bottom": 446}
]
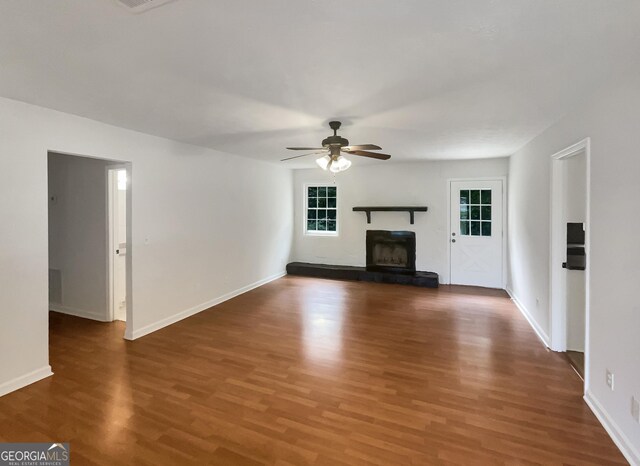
[{"left": 286, "top": 262, "right": 439, "bottom": 288}]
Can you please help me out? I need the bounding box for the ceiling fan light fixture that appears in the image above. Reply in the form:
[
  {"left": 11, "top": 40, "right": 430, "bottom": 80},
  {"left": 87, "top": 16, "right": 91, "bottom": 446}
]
[
  {"left": 316, "top": 155, "right": 331, "bottom": 170},
  {"left": 329, "top": 155, "right": 351, "bottom": 173}
]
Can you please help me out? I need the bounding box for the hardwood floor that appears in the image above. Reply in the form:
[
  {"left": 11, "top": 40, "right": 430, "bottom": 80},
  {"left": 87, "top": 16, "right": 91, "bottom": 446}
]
[{"left": 0, "top": 277, "right": 626, "bottom": 465}]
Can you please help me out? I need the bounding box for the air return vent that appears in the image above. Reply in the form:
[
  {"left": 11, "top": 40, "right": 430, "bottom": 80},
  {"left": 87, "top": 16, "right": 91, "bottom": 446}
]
[{"left": 115, "top": 0, "right": 175, "bottom": 13}]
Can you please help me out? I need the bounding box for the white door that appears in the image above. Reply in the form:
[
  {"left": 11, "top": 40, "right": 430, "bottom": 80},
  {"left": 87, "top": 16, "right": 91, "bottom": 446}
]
[
  {"left": 450, "top": 180, "right": 503, "bottom": 288},
  {"left": 109, "top": 169, "right": 127, "bottom": 322}
]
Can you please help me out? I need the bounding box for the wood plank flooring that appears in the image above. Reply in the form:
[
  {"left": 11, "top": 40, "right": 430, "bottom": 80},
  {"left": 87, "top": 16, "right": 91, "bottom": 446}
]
[{"left": 0, "top": 277, "right": 626, "bottom": 465}]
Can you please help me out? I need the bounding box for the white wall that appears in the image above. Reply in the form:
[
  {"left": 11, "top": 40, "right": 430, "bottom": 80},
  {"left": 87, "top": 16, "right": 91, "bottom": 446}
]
[
  {"left": 292, "top": 158, "right": 509, "bottom": 282},
  {"left": 508, "top": 73, "right": 640, "bottom": 463},
  {"left": 0, "top": 96, "right": 293, "bottom": 396},
  {"left": 48, "top": 153, "right": 111, "bottom": 321}
]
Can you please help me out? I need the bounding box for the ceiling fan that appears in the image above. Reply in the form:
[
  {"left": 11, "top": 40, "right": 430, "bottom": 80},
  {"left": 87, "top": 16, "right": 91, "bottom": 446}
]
[{"left": 281, "top": 121, "right": 391, "bottom": 172}]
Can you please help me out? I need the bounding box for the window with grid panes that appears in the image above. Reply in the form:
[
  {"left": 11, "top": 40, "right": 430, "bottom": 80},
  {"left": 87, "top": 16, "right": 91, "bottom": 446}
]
[
  {"left": 306, "top": 185, "right": 337, "bottom": 234},
  {"left": 459, "top": 189, "right": 492, "bottom": 236}
]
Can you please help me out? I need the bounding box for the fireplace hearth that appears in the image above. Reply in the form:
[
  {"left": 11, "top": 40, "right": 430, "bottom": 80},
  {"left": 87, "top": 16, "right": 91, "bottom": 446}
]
[
  {"left": 286, "top": 227, "right": 437, "bottom": 288},
  {"left": 366, "top": 230, "right": 416, "bottom": 274}
]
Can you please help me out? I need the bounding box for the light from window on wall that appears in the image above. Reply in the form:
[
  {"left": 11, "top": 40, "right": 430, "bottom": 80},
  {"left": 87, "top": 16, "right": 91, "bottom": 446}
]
[{"left": 117, "top": 170, "right": 127, "bottom": 191}]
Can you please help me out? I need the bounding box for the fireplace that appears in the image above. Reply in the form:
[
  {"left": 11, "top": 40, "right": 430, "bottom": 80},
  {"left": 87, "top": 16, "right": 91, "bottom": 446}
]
[{"left": 366, "top": 230, "right": 416, "bottom": 274}]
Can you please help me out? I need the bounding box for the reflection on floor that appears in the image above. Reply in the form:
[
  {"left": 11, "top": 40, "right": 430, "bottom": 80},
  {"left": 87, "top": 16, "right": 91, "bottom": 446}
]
[
  {"left": 566, "top": 350, "right": 585, "bottom": 380},
  {"left": 0, "top": 278, "right": 624, "bottom": 465}
]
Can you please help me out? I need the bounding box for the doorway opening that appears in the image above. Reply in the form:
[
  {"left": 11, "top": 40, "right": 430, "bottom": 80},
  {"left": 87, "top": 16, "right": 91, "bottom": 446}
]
[
  {"left": 448, "top": 178, "right": 506, "bottom": 288},
  {"left": 108, "top": 167, "right": 128, "bottom": 322},
  {"left": 550, "top": 138, "right": 590, "bottom": 389},
  {"left": 47, "top": 152, "right": 131, "bottom": 338}
]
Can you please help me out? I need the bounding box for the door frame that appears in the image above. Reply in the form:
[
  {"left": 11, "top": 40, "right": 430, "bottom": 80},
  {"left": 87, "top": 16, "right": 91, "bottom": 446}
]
[
  {"left": 549, "top": 137, "right": 591, "bottom": 393},
  {"left": 105, "top": 163, "right": 132, "bottom": 338},
  {"left": 107, "top": 165, "right": 129, "bottom": 324},
  {"left": 47, "top": 149, "right": 133, "bottom": 339},
  {"left": 446, "top": 176, "right": 507, "bottom": 287}
]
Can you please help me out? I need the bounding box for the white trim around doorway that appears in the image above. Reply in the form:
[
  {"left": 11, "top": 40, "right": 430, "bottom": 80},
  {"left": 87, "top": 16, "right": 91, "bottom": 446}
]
[{"left": 549, "top": 137, "right": 591, "bottom": 395}]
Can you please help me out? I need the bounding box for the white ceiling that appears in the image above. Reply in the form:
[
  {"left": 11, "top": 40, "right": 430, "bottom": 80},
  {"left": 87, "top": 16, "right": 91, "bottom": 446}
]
[{"left": 1, "top": 0, "right": 639, "bottom": 167}]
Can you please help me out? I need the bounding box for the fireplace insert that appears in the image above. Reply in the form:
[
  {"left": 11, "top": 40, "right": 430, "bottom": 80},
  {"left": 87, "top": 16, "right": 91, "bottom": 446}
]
[{"left": 366, "top": 230, "right": 416, "bottom": 274}]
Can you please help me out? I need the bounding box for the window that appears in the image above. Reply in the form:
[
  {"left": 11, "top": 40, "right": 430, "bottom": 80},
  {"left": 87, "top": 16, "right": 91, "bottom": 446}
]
[
  {"left": 460, "top": 189, "right": 492, "bottom": 236},
  {"left": 306, "top": 185, "right": 338, "bottom": 235}
]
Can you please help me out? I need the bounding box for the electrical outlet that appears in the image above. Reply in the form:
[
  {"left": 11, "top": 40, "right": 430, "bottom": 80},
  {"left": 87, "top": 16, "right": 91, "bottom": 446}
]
[
  {"left": 606, "top": 370, "right": 614, "bottom": 390},
  {"left": 632, "top": 396, "right": 640, "bottom": 423}
]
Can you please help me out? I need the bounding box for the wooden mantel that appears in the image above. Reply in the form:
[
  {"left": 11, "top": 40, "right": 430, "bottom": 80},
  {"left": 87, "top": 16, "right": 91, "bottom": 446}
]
[{"left": 352, "top": 206, "right": 428, "bottom": 224}]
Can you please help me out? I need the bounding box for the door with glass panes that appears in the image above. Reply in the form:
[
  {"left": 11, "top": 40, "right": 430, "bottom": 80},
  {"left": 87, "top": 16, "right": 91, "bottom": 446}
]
[{"left": 450, "top": 180, "right": 503, "bottom": 288}]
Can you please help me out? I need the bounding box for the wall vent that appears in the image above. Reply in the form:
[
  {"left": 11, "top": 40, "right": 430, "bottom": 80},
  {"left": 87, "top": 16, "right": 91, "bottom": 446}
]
[{"left": 115, "top": 0, "right": 175, "bottom": 13}]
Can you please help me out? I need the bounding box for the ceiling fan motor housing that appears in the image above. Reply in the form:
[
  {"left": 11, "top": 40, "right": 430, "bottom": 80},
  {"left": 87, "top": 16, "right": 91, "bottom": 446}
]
[
  {"left": 323, "top": 120, "right": 349, "bottom": 147},
  {"left": 322, "top": 135, "right": 349, "bottom": 147}
]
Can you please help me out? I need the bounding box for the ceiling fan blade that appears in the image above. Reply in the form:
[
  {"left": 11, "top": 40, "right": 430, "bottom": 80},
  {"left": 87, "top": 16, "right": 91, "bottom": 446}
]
[
  {"left": 343, "top": 150, "right": 391, "bottom": 160},
  {"left": 342, "top": 144, "right": 382, "bottom": 151},
  {"left": 281, "top": 151, "right": 327, "bottom": 162},
  {"left": 286, "top": 147, "right": 325, "bottom": 151}
]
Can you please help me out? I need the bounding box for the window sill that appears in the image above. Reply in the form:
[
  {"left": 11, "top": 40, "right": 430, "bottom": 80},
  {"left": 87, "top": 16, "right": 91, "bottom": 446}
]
[{"left": 305, "top": 231, "right": 339, "bottom": 237}]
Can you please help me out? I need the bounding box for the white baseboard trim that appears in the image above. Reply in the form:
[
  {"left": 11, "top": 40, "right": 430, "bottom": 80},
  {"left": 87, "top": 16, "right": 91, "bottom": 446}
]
[
  {"left": 505, "top": 288, "right": 550, "bottom": 348},
  {"left": 128, "top": 271, "right": 287, "bottom": 340},
  {"left": 585, "top": 390, "right": 640, "bottom": 466},
  {"left": 0, "top": 366, "right": 53, "bottom": 398},
  {"left": 124, "top": 323, "right": 134, "bottom": 341},
  {"left": 49, "top": 303, "right": 109, "bottom": 322}
]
